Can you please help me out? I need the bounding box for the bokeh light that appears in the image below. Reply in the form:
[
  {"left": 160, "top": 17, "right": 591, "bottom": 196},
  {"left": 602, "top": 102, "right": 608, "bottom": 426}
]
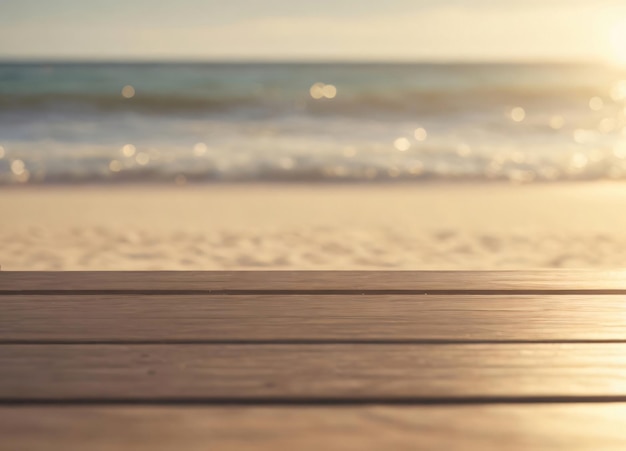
[
  {"left": 136, "top": 152, "right": 150, "bottom": 165},
  {"left": 611, "top": 81, "right": 626, "bottom": 101},
  {"left": 549, "top": 115, "right": 565, "bottom": 130},
  {"left": 589, "top": 96, "right": 604, "bottom": 111},
  {"left": 309, "top": 83, "right": 325, "bottom": 99},
  {"left": 394, "top": 137, "right": 411, "bottom": 151},
  {"left": 310, "top": 82, "right": 337, "bottom": 99},
  {"left": 11, "top": 159, "right": 25, "bottom": 175},
  {"left": 122, "top": 144, "right": 136, "bottom": 157},
  {"left": 109, "top": 160, "right": 122, "bottom": 172},
  {"left": 414, "top": 127, "right": 428, "bottom": 141},
  {"left": 322, "top": 84, "right": 337, "bottom": 99},
  {"left": 193, "top": 142, "right": 208, "bottom": 156},
  {"left": 121, "top": 85, "right": 136, "bottom": 98},
  {"left": 509, "top": 107, "right": 526, "bottom": 122}
]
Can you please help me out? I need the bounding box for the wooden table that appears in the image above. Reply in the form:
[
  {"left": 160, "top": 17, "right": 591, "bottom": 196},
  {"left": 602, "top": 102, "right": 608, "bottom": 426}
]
[{"left": 2, "top": 271, "right": 626, "bottom": 450}]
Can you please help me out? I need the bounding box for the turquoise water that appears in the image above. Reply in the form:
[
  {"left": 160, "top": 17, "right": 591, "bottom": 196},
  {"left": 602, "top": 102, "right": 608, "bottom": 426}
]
[{"left": 0, "top": 62, "right": 625, "bottom": 184}]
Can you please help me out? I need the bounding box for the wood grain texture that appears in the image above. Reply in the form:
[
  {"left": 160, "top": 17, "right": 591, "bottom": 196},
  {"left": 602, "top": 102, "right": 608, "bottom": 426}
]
[
  {"left": 3, "top": 344, "right": 626, "bottom": 401},
  {"left": 3, "top": 405, "right": 626, "bottom": 451},
  {"left": 2, "top": 294, "right": 626, "bottom": 342},
  {"left": 5, "top": 270, "right": 626, "bottom": 449},
  {"left": 4, "top": 270, "right": 626, "bottom": 293}
]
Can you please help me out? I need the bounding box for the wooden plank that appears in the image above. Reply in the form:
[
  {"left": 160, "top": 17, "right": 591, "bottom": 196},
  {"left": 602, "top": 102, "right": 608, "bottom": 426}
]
[
  {"left": 4, "top": 270, "right": 626, "bottom": 293},
  {"left": 2, "top": 344, "right": 626, "bottom": 401},
  {"left": 3, "top": 405, "right": 626, "bottom": 451},
  {"left": 2, "top": 294, "right": 626, "bottom": 342}
]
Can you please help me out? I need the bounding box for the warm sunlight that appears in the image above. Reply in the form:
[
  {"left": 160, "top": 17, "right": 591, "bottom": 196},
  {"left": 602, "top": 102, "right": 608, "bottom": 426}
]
[
  {"left": 610, "top": 18, "right": 626, "bottom": 66},
  {"left": 6, "top": 1, "right": 626, "bottom": 449}
]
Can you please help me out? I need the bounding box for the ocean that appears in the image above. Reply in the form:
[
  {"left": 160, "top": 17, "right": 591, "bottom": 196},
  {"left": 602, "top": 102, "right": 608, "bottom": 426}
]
[{"left": 1, "top": 62, "right": 625, "bottom": 185}]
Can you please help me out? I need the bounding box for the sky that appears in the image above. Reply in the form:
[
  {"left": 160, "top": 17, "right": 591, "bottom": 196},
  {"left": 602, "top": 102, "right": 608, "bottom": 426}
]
[{"left": 0, "top": 0, "right": 625, "bottom": 62}]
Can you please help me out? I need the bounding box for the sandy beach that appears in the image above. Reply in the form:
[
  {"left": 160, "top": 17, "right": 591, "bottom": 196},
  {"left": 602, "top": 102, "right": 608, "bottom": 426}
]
[{"left": 2, "top": 182, "right": 626, "bottom": 270}]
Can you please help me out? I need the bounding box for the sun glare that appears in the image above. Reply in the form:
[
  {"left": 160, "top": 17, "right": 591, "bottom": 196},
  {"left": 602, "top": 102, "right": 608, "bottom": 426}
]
[{"left": 610, "top": 19, "right": 626, "bottom": 66}]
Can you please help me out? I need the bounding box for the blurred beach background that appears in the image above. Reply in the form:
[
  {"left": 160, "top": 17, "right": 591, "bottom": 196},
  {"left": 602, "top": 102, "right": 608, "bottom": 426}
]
[{"left": 2, "top": 0, "right": 626, "bottom": 270}]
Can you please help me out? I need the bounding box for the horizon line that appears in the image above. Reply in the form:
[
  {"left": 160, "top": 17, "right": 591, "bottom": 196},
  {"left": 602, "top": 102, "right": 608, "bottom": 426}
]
[{"left": 0, "top": 56, "right": 611, "bottom": 65}]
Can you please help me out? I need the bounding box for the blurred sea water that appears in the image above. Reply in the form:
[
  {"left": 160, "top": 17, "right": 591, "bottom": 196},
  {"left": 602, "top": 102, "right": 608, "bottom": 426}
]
[{"left": 1, "top": 62, "right": 626, "bottom": 185}]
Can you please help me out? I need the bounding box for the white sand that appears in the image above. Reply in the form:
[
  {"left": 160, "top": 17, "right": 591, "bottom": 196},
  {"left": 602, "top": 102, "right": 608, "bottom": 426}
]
[{"left": 2, "top": 183, "right": 626, "bottom": 270}]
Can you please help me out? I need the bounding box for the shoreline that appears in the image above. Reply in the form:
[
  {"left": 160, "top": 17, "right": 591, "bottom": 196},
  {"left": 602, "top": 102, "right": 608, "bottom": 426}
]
[{"left": 2, "top": 178, "right": 626, "bottom": 189}]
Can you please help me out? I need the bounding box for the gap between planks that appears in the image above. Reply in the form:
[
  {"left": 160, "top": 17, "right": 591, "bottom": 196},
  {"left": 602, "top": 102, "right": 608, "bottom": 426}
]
[{"left": 4, "top": 270, "right": 626, "bottom": 293}]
